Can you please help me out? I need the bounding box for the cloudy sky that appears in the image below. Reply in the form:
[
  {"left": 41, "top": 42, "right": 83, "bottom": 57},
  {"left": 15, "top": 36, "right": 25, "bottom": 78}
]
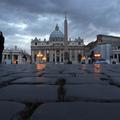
[{"left": 0, "top": 0, "right": 120, "bottom": 53}]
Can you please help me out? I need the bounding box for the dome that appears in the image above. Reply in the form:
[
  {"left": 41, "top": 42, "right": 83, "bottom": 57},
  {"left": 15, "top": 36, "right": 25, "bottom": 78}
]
[{"left": 49, "top": 24, "right": 64, "bottom": 41}]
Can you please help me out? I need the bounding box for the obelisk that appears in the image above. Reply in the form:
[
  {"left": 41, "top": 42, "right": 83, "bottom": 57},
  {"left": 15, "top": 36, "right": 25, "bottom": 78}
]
[{"left": 64, "top": 12, "right": 69, "bottom": 63}]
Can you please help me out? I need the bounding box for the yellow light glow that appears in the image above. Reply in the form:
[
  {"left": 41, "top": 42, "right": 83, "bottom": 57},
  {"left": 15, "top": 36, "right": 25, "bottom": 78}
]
[
  {"left": 37, "top": 54, "right": 40, "bottom": 57},
  {"left": 94, "top": 53, "right": 101, "bottom": 60},
  {"left": 42, "top": 56, "right": 47, "bottom": 61},
  {"left": 94, "top": 53, "right": 101, "bottom": 57},
  {"left": 82, "top": 56, "right": 86, "bottom": 60},
  {"left": 40, "top": 54, "right": 43, "bottom": 57},
  {"left": 37, "top": 52, "right": 43, "bottom": 58},
  {"left": 13, "top": 60, "right": 16, "bottom": 64}
]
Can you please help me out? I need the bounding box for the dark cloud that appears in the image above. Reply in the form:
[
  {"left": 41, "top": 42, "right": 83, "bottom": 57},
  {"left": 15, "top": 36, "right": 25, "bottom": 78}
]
[{"left": 0, "top": 0, "right": 120, "bottom": 53}]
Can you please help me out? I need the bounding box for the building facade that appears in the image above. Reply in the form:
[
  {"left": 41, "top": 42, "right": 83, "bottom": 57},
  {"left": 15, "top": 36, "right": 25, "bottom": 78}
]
[
  {"left": 2, "top": 46, "right": 31, "bottom": 64},
  {"left": 97, "top": 35, "right": 120, "bottom": 63},
  {"left": 89, "top": 43, "right": 112, "bottom": 63},
  {"left": 86, "top": 34, "right": 120, "bottom": 63},
  {"left": 31, "top": 15, "right": 84, "bottom": 64}
]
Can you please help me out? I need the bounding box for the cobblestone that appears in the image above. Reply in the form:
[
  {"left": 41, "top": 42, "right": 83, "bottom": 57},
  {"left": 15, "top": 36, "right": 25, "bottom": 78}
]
[{"left": 0, "top": 64, "right": 120, "bottom": 119}]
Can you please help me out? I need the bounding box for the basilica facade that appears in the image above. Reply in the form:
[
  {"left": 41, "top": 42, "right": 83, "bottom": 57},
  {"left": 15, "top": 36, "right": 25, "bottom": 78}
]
[{"left": 31, "top": 15, "right": 85, "bottom": 64}]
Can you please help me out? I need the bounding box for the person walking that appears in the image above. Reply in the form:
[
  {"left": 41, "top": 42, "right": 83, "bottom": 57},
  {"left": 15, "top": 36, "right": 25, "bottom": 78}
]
[{"left": 0, "top": 31, "right": 5, "bottom": 64}]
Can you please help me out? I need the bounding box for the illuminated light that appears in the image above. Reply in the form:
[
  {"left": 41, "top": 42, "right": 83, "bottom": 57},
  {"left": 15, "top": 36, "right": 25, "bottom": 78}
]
[
  {"left": 40, "top": 54, "right": 43, "bottom": 57},
  {"left": 37, "top": 52, "right": 44, "bottom": 63},
  {"left": 37, "top": 54, "right": 40, "bottom": 57},
  {"left": 94, "top": 53, "right": 101, "bottom": 57},
  {"left": 94, "top": 54, "right": 101, "bottom": 57},
  {"left": 81, "top": 56, "right": 86, "bottom": 61},
  {"left": 13, "top": 60, "right": 16, "bottom": 64},
  {"left": 37, "top": 52, "right": 43, "bottom": 58},
  {"left": 42, "top": 56, "right": 47, "bottom": 61},
  {"left": 94, "top": 53, "right": 101, "bottom": 60}
]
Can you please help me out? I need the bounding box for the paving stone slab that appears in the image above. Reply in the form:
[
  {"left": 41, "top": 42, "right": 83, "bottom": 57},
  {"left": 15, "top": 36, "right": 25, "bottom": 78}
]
[
  {"left": 42, "top": 73, "right": 71, "bottom": 78},
  {"left": 108, "top": 77, "right": 120, "bottom": 86},
  {"left": 11, "top": 76, "right": 107, "bottom": 85},
  {"left": 0, "top": 85, "right": 57, "bottom": 102},
  {"left": 11, "top": 77, "right": 58, "bottom": 84},
  {"left": 64, "top": 77, "right": 107, "bottom": 85},
  {"left": 4, "top": 72, "right": 37, "bottom": 78},
  {"left": 65, "top": 84, "right": 120, "bottom": 101},
  {"left": 0, "top": 76, "right": 18, "bottom": 84},
  {"left": 0, "top": 101, "right": 25, "bottom": 120},
  {"left": 31, "top": 102, "right": 120, "bottom": 120}
]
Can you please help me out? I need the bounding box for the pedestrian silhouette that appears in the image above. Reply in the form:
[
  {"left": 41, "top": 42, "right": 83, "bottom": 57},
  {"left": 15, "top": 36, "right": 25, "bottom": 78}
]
[
  {"left": 57, "top": 85, "right": 66, "bottom": 101},
  {"left": 22, "top": 55, "right": 27, "bottom": 64},
  {"left": 57, "top": 79, "right": 66, "bottom": 101},
  {"left": 0, "top": 31, "right": 5, "bottom": 64}
]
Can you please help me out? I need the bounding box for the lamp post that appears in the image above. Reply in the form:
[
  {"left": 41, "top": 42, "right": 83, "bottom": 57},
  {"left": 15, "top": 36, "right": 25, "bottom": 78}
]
[
  {"left": 94, "top": 53, "right": 101, "bottom": 60},
  {"left": 42, "top": 56, "right": 47, "bottom": 63},
  {"left": 10, "top": 50, "right": 12, "bottom": 64},
  {"left": 37, "top": 52, "right": 43, "bottom": 63}
]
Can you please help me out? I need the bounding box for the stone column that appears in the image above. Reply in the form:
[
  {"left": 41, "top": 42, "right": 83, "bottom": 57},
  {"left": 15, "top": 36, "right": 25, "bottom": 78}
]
[
  {"left": 31, "top": 51, "right": 35, "bottom": 64},
  {"left": 49, "top": 50, "right": 53, "bottom": 62},
  {"left": 75, "top": 50, "right": 79, "bottom": 63},
  {"left": 44, "top": 50, "right": 46, "bottom": 57},
  {"left": 18, "top": 54, "right": 20, "bottom": 64},
  {"left": 117, "top": 54, "right": 119, "bottom": 63},
  {"left": 11, "top": 54, "right": 14, "bottom": 64},
  {"left": 55, "top": 50, "right": 57, "bottom": 62},
  {"left": 69, "top": 50, "right": 71, "bottom": 62},
  {"left": 60, "top": 50, "right": 61, "bottom": 63}
]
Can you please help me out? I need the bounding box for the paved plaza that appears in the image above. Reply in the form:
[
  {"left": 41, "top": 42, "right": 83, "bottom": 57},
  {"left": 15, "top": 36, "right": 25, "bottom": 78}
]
[{"left": 0, "top": 64, "right": 120, "bottom": 120}]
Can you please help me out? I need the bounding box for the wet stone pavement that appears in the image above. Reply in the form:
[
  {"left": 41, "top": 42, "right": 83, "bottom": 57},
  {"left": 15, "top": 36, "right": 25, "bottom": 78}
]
[{"left": 0, "top": 64, "right": 120, "bottom": 120}]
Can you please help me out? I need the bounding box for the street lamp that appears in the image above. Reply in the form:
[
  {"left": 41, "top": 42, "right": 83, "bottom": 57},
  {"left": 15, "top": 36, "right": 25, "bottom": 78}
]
[
  {"left": 82, "top": 56, "right": 86, "bottom": 61},
  {"left": 94, "top": 53, "right": 101, "bottom": 60},
  {"left": 37, "top": 52, "right": 43, "bottom": 63},
  {"left": 42, "top": 56, "right": 47, "bottom": 62}
]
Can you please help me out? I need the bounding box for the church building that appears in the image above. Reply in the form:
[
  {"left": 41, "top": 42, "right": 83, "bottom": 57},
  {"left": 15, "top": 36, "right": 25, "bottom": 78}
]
[{"left": 31, "top": 14, "right": 84, "bottom": 64}]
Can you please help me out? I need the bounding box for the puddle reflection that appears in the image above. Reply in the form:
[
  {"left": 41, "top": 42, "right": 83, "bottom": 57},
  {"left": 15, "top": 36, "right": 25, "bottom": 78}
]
[
  {"left": 94, "top": 64, "right": 101, "bottom": 74},
  {"left": 81, "top": 64, "right": 86, "bottom": 70},
  {"left": 36, "top": 64, "right": 46, "bottom": 71}
]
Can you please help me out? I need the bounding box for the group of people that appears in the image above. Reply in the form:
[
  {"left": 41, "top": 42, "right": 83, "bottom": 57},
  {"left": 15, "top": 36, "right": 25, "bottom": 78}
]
[{"left": 0, "top": 31, "right": 4, "bottom": 64}]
